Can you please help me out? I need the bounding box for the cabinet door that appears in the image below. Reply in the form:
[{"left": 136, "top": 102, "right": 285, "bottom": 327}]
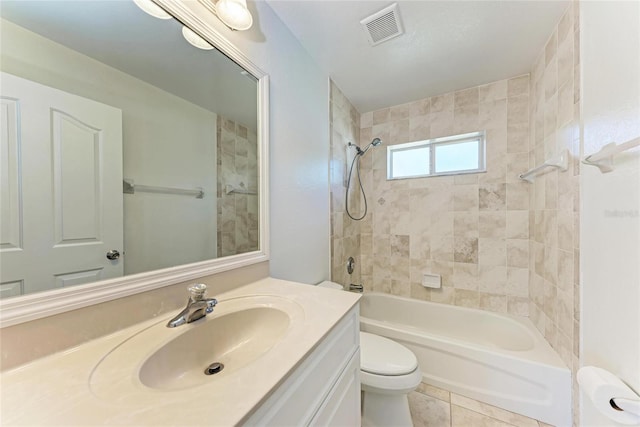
[
  {"left": 309, "top": 349, "right": 361, "bottom": 427},
  {"left": 242, "top": 308, "right": 359, "bottom": 426}
]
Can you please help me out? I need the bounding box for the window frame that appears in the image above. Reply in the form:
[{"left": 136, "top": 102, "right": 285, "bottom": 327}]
[{"left": 386, "top": 131, "right": 486, "bottom": 180}]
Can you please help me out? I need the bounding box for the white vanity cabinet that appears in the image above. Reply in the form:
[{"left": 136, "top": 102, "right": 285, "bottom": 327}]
[{"left": 243, "top": 306, "right": 361, "bottom": 426}]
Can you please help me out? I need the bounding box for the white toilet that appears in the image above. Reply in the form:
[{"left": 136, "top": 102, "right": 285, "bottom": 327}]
[
  {"left": 318, "top": 281, "right": 422, "bottom": 427},
  {"left": 360, "top": 331, "right": 422, "bottom": 427}
]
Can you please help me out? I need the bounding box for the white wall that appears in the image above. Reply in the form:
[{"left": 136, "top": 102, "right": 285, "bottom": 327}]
[
  {"left": 182, "top": 1, "right": 331, "bottom": 284},
  {"left": 0, "top": 20, "right": 218, "bottom": 275},
  {"left": 580, "top": 2, "right": 640, "bottom": 425}
]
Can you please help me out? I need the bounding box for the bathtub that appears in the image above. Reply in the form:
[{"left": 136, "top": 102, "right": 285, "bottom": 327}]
[{"left": 359, "top": 292, "right": 571, "bottom": 426}]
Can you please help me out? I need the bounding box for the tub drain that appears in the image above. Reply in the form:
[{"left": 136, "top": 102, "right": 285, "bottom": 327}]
[{"left": 204, "top": 362, "right": 224, "bottom": 375}]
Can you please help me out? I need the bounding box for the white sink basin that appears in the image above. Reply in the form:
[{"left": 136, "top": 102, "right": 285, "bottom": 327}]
[
  {"left": 140, "top": 306, "right": 289, "bottom": 390},
  {"left": 89, "top": 295, "right": 304, "bottom": 403}
]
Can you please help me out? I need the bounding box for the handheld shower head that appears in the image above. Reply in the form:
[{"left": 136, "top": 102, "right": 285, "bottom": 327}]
[
  {"left": 345, "top": 136, "right": 382, "bottom": 221},
  {"left": 360, "top": 137, "right": 383, "bottom": 155},
  {"left": 348, "top": 137, "right": 382, "bottom": 156}
]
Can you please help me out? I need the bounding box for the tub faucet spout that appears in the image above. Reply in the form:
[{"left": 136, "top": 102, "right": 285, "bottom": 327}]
[
  {"left": 349, "top": 283, "right": 363, "bottom": 293},
  {"left": 167, "top": 284, "right": 218, "bottom": 328}
]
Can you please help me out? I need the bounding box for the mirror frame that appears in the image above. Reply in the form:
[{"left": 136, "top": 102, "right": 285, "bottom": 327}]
[{"left": 0, "top": 0, "right": 270, "bottom": 327}]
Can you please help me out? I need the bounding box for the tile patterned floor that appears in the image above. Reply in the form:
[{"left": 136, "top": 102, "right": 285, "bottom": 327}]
[{"left": 409, "top": 382, "right": 556, "bottom": 427}]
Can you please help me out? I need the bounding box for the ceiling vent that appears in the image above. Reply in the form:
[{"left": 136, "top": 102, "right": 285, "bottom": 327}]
[{"left": 360, "top": 3, "right": 404, "bottom": 47}]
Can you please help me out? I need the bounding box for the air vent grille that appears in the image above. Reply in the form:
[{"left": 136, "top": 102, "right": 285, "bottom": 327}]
[{"left": 360, "top": 3, "right": 404, "bottom": 46}]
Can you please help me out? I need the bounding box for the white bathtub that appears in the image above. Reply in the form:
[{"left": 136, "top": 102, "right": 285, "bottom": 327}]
[{"left": 359, "top": 292, "right": 571, "bottom": 426}]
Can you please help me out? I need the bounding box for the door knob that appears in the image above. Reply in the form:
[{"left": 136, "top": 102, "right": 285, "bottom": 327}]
[{"left": 106, "top": 250, "right": 120, "bottom": 260}]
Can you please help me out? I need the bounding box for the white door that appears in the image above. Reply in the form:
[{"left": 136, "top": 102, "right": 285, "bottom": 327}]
[
  {"left": 0, "top": 72, "right": 123, "bottom": 297},
  {"left": 581, "top": 2, "right": 640, "bottom": 426}
]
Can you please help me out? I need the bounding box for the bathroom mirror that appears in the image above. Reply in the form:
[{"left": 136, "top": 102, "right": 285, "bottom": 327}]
[{"left": 0, "top": 0, "right": 269, "bottom": 324}]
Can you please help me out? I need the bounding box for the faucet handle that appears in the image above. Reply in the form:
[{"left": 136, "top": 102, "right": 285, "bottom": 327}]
[
  {"left": 205, "top": 298, "right": 218, "bottom": 314},
  {"left": 188, "top": 283, "right": 207, "bottom": 300}
]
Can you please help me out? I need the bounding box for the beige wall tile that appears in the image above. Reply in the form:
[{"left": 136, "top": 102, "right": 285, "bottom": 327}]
[
  {"left": 479, "top": 184, "right": 507, "bottom": 210},
  {"left": 361, "top": 111, "right": 373, "bottom": 128},
  {"left": 508, "top": 75, "right": 530, "bottom": 98},
  {"left": 545, "top": 30, "right": 557, "bottom": 66},
  {"left": 454, "top": 104, "right": 480, "bottom": 133},
  {"left": 506, "top": 153, "right": 530, "bottom": 183},
  {"left": 373, "top": 108, "right": 390, "bottom": 125},
  {"left": 507, "top": 183, "right": 530, "bottom": 210},
  {"left": 430, "top": 286, "right": 455, "bottom": 304},
  {"left": 409, "top": 115, "right": 431, "bottom": 140},
  {"left": 454, "top": 212, "right": 479, "bottom": 238},
  {"left": 431, "top": 111, "right": 455, "bottom": 138},
  {"left": 507, "top": 296, "right": 530, "bottom": 317},
  {"left": 454, "top": 184, "right": 480, "bottom": 211},
  {"left": 558, "top": 33, "right": 574, "bottom": 88},
  {"left": 479, "top": 212, "right": 507, "bottom": 238},
  {"left": 507, "top": 210, "right": 529, "bottom": 239},
  {"left": 479, "top": 238, "right": 506, "bottom": 266},
  {"left": 507, "top": 267, "right": 529, "bottom": 297},
  {"left": 507, "top": 95, "right": 530, "bottom": 128},
  {"left": 454, "top": 289, "right": 479, "bottom": 308},
  {"left": 507, "top": 239, "right": 529, "bottom": 268},
  {"left": 390, "top": 103, "right": 410, "bottom": 121},
  {"left": 409, "top": 99, "right": 430, "bottom": 117},
  {"left": 479, "top": 292, "right": 507, "bottom": 313},
  {"left": 453, "top": 262, "right": 479, "bottom": 290},
  {"left": 454, "top": 237, "right": 479, "bottom": 264},
  {"left": 410, "top": 281, "right": 431, "bottom": 301},
  {"left": 479, "top": 99, "right": 507, "bottom": 131},
  {"left": 431, "top": 92, "right": 454, "bottom": 112},
  {"left": 454, "top": 87, "right": 479, "bottom": 109},
  {"left": 479, "top": 80, "right": 507, "bottom": 103}
]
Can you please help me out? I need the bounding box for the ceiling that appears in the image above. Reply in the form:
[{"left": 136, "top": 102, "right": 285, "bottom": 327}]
[
  {"left": 0, "top": 1, "right": 257, "bottom": 129},
  {"left": 266, "top": 0, "right": 570, "bottom": 113}
]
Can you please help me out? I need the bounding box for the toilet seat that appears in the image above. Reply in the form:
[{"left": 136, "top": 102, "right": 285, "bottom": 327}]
[
  {"left": 360, "top": 367, "right": 423, "bottom": 394},
  {"left": 360, "top": 332, "right": 418, "bottom": 375}
]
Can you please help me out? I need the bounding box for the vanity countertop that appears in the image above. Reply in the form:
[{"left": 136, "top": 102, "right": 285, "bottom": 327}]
[{"left": 0, "top": 278, "right": 360, "bottom": 426}]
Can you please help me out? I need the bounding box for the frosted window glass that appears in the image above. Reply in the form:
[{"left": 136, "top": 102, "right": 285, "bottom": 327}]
[
  {"left": 434, "top": 140, "right": 479, "bottom": 173},
  {"left": 392, "top": 147, "right": 429, "bottom": 178}
]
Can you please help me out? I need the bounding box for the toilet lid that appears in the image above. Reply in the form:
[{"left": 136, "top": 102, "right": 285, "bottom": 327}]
[{"left": 360, "top": 332, "right": 418, "bottom": 375}]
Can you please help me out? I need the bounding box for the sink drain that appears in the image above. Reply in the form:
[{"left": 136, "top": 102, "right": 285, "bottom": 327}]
[{"left": 204, "top": 362, "right": 224, "bottom": 375}]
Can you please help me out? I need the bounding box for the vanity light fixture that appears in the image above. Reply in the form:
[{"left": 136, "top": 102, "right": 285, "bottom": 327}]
[
  {"left": 132, "top": 0, "right": 172, "bottom": 20},
  {"left": 182, "top": 26, "right": 214, "bottom": 50},
  {"left": 200, "top": 0, "right": 254, "bottom": 31}
]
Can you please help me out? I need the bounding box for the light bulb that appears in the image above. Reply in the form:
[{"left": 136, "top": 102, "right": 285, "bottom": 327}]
[
  {"left": 181, "top": 26, "right": 214, "bottom": 50},
  {"left": 215, "top": 0, "right": 253, "bottom": 31},
  {"left": 133, "top": 0, "right": 172, "bottom": 20}
]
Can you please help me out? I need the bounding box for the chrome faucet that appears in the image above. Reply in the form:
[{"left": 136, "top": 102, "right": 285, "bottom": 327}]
[
  {"left": 348, "top": 283, "right": 363, "bottom": 293},
  {"left": 167, "top": 284, "right": 218, "bottom": 328}
]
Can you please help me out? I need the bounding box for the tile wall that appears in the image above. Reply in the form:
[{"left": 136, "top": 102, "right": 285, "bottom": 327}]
[
  {"left": 216, "top": 115, "right": 259, "bottom": 257},
  {"left": 329, "top": 82, "right": 362, "bottom": 287},
  {"left": 527, "top": 3, "right": 581, "bottom": 425},
  {"left": 330, "top": 3, "right": 580, "bottom": 424},
  {"left": 357, "top": 76, "right": 531, "bottom": 315}
]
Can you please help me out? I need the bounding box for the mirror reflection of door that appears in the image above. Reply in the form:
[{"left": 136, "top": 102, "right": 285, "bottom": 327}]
[
  {"left": 0, "top": 1, "right": 259, "bottom": 299},
  {"left": 0, "top": 72, "right": 124, "bottom": 296}
]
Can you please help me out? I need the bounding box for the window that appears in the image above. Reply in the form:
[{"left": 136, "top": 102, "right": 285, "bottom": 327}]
[{"left": 387, "top": 131, "right": 486, "bottom": 180}]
